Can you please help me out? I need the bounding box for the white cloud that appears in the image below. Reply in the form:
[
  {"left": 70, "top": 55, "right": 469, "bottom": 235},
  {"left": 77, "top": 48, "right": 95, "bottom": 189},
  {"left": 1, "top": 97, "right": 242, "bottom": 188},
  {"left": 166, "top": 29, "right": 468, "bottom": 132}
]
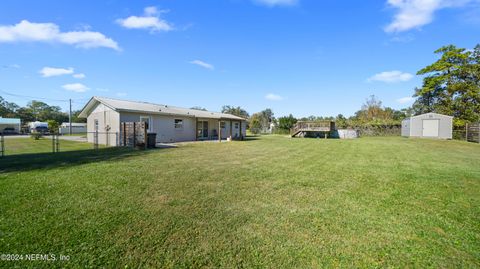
[
  {"left": 40, "top": 67, "right": 74, "bottom": 77},
  {"left": 116, "top": 6, "right": 173, "bottom": 32},
  {"left": 73, "top": 73, "right": 86, "bottom": 79},
  {"left": 397, "top": 96, "right": 415, "bottom": 104},
  {"left": 0, "top": 20, "right": 120, "bottom": 50},
  {"left": 62, "top": 83, "right": 89, "bottom": 93},
  {"left": 144, "top": 6, "right": 159, "bottom": 16},
  {"left": 254, "top": 0, "right": 298, "bottom": 7},
  {"left": 189, "top": 60, "right": 214, "bottom": 70},
  {"left": 265, "top": 93, "right": 284, "bottom": 101},
  {"left": 368, "top": 70, "right": 414, "bottom": 83},
  {"left": 116, "top": 92, "right": 127, "bottom": 97},
  {"left": 384, "top": 0, "right": 475, "bottom": 32}
]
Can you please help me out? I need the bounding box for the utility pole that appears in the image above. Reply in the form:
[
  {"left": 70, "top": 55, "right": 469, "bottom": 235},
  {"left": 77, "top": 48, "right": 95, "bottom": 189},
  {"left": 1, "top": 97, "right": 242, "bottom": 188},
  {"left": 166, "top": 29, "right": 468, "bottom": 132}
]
[{"left": 69, "top": 99, "right": 72, "bottom": 135}]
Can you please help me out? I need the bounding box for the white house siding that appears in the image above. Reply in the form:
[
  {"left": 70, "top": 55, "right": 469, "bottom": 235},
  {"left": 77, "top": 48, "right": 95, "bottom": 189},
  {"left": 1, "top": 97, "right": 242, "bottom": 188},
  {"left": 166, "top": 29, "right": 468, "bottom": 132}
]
[
  {"left": 401, "top": 119, "right": 410, "bottom": 137},
  {"left": 120, "top": 112, "right": 196, "bottom": 143},
  {"left": 86, "top": 103, "right": 120, "bottom": 146},
  {"left": 86, "top": 105, "right": 247, "bottom": 145}
]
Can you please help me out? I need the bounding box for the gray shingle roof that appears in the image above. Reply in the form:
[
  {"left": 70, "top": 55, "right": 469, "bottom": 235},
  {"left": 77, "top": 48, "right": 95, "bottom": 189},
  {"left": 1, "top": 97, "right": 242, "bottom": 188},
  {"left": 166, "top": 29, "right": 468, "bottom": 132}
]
[{"left": 79, "top": 96, "right": 246, "bottom": 121}]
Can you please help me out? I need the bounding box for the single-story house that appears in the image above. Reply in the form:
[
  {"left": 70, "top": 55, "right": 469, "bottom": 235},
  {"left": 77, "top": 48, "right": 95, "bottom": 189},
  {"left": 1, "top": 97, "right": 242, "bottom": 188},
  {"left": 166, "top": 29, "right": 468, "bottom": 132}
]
[
  {"left": 59, "top": 122, "right": 87, "bottom": 135},
  {"left": 402, "top": 112, "right": 453, "bottom": 139},
  {"left": 78, "top": 96, "right": 247, "bottom": 146},
  {"left": 0, "top": 117, "right": 21, "bottom": 134}
]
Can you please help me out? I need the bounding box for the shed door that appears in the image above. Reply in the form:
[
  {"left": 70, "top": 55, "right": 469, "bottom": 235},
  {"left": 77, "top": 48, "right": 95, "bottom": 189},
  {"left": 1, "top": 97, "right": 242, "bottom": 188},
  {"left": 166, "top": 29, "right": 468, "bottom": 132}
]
[{"left": 422, "top": 119, "right": 439, "bottom": 137}]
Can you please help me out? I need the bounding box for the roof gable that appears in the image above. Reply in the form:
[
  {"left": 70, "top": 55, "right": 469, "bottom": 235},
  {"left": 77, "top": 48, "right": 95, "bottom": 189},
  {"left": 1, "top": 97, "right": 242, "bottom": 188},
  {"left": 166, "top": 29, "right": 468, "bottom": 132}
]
[{"left": 411, "top": 112, "right": 453, "bottom": 119}]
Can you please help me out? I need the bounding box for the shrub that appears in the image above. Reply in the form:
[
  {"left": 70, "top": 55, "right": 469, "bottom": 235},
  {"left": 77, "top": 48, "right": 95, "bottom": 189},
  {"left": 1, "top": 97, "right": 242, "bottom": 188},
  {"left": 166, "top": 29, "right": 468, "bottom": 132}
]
[{"left": 30, "top": 132, "right": 43, "bottom": 140}]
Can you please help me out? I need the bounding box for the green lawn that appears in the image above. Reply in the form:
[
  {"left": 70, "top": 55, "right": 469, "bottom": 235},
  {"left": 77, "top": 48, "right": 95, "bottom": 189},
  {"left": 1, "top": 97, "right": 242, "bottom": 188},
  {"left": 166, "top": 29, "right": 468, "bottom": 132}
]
[
  {"left": 0, "top": 136, "right": 479, "bottom": 268},
  {"left": 3, "top": 138, "right": 93, "bottom": 155}
]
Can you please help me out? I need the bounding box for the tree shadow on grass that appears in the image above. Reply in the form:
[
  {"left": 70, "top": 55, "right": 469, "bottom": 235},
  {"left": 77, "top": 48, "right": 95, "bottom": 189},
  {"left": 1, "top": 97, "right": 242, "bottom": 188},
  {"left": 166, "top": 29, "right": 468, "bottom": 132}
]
[{"left": 0, "top": 147, "right": 159, "bottom": 173}]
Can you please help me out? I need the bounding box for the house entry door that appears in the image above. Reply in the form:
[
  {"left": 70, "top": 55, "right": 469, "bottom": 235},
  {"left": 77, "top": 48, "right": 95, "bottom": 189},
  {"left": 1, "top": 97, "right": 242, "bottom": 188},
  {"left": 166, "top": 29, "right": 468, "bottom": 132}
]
[{"left": 197, "top": 121, "right": 209, "bottom": 139}]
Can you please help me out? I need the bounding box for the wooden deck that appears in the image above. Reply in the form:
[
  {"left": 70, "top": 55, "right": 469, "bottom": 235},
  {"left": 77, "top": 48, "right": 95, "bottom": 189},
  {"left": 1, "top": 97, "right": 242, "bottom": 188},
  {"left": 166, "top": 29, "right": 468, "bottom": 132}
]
[{"left": 291, "top": 121, "right": 336, "bottom": 137}]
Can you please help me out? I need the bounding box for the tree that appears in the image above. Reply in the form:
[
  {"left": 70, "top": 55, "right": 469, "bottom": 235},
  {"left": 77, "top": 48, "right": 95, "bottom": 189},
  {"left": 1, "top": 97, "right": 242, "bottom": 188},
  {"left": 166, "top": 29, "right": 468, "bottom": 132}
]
[
  {"left": 249, "top": 113, "right": 262, "bottom": 134},
  {"left": 15, "top": 107, "right": 35, "bottom": 123},
  {"left": 355, "top": 95, "right": 393, "bottom": 122},
  {"left": 252, "top": 108, "right": 274, "bottom": 132},
  {"left": 24, "top": 100, "right": 68, "bottom": 123},
  {"left": 0, "top": 96, "right": 19, "bottom": 118},
  {"left": 336, "top": 114, "right": 347, "bottom": 128},
  {"left": 277, "top": 114, "right": 297, "bottom": 130},
  {"left": 260, "top": 109, "right": 274, "bottom": 124},
  {"left": 71, "top": 110, "right": 87, "bottom": 123},
  {"left": 47, "top": 120, "right": 59, "bottom": 134},
  {"left": 221, "top": 105, "right": 249, "bottom": 118},
  {"left": 413, "top": 44, "right": 480, "bottom": 124}
]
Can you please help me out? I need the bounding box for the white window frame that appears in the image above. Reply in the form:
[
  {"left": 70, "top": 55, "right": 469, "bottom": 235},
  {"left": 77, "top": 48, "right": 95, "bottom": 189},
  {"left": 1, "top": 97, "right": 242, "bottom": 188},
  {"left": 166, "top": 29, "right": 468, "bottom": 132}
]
[
  {"left": 140, "top": 116, "right": 152, "bottom": 132},
  {"left": 235, "top": 122, "right": 239, "bottom": 129},
  {"left": 174, "top": 119, "right": 184, "bottom": 130}
]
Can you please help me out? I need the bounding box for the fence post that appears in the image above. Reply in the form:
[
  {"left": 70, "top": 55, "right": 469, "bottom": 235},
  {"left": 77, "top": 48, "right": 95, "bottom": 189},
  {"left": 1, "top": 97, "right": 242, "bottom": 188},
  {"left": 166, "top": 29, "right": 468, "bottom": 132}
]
[
  {"left": 466, "top": 123, "right": 468, "bottom": 141},
  {"left": 123, "top": 123, "right": 126, "bottom": 146},
  {"left": 94, "top": 130, "right": 99, "bottom": 150},
  {"left": 144, "top": 123, "right": 147, "bottom": 150},
  {"left": 0, "top": 133, "right": 4, "bottom": 157},
  {"left": 55, "top": 134, "right": 59, "bottom": 152},
  {"left": 133, "top": 122, "right": 136, "bottom": 148}
]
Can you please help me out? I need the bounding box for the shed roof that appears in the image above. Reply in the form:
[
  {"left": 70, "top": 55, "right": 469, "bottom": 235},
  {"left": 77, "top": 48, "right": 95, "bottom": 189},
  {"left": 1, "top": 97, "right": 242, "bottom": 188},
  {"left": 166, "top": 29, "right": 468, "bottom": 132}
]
[
  {"left": 0, "top": 117, "right": 21, "bottom": 124},
  {"left": 409, "top": 112, "right": 454, "bottom": 119},
  {"left": 78, "top": 96, "right": 246, "bottom": 121}
]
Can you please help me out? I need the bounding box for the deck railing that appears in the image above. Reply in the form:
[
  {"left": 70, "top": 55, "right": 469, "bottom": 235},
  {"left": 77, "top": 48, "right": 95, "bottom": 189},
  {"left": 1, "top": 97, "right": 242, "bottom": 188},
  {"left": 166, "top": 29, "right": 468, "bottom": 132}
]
[{"left": 291, "top": 121, "right": 334, "bottom": 136}]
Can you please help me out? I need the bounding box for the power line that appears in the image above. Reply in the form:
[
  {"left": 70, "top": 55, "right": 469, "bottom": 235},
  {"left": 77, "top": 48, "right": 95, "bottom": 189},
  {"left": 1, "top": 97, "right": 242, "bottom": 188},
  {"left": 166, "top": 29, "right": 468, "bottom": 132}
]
[{"left": 0, "top": 90, "right": 88, "bottom": 103}]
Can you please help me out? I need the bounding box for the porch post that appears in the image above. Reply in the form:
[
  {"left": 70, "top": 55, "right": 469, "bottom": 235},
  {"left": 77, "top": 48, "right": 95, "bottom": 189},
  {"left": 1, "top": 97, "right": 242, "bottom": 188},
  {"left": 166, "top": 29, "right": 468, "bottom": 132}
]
[
  {"left": 218, "top": 120, "right": 221, "bottom": 142},
  {"left": 195, "top": 117, "right": 198, "bottom": 141},
  {"left": 239, "top": 120, "right": 243, "bottom": 140},
  {"left": 229, "top": 120, "right": 232, "bottom": 139}
]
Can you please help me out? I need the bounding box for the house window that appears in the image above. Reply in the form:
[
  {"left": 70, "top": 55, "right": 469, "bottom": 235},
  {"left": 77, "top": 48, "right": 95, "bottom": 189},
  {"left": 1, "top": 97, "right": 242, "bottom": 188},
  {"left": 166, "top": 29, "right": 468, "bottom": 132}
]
[
  {"left": 220, "top": 121, "right": 226, "bottom": 129},
  {"left": 140, "top": 116, "right": 151, "bottom": 131},
  {"left": 235, "top": 122, "right": 239, "bottom": 129},
  {"left": 94, "top": 119, "right": 99, "bottom": 131},
  {"left": 175, "top": 119, "right": 183, "bottom": 129}
]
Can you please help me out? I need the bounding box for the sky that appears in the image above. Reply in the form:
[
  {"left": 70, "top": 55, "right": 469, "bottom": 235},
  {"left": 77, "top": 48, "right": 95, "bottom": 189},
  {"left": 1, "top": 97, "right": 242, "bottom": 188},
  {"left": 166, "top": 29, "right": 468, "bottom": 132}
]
[{"left": 0, "top": 0, "right": 479, "bottom": 117}]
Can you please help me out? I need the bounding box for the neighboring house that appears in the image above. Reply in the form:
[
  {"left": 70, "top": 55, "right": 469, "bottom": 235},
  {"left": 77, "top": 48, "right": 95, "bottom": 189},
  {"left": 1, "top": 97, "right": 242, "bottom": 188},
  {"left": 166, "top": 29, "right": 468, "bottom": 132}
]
[
  {"left": 402, "top": 112, "right": 453, "bottom": 139},
  {"left": 267, "top": 122, "right": 276, "bottom": 133},
  {"left": 59, "top": 123, "right": 87, "bottom": 135},
  {"left": 78, "top": 96, "right": 247, "bottom": 146},
  {"left": 0, "top": 117, "right": 21, "bottom": 134}
]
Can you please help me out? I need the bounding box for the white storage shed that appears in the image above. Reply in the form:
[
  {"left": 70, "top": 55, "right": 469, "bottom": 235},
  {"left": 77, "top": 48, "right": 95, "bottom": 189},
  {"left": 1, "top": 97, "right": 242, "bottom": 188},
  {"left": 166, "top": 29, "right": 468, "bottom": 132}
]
[{"left": 402, "top": 113, "right": 453, "bottom": 139}]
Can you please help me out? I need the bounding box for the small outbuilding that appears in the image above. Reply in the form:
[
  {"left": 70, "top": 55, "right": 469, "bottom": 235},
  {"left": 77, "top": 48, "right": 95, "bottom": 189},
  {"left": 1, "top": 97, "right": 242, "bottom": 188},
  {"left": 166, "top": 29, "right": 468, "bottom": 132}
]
[
  {"left": 402, "top": 112, "right": 453, "bottom": 139},
  {"left": 0, "top": 117, "right": 21, "bottom": 134}
]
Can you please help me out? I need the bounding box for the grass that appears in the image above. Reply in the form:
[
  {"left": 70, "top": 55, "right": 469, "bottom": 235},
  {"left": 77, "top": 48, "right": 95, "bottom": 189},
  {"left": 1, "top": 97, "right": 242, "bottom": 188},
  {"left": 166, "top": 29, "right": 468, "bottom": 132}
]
[
  {"left": 0, "top": 136, "right": 479, "bottom": 268},
  {"left": 3, "top": 138, "right": 93, "bottom": 155}
]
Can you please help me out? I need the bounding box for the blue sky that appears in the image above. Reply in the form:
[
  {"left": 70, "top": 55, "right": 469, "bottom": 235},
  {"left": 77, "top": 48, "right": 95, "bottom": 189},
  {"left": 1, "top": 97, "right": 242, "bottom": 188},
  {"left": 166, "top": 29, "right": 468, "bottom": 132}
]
[{"left": 0, "top": 0, "right": 478, "bottom": 117}]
